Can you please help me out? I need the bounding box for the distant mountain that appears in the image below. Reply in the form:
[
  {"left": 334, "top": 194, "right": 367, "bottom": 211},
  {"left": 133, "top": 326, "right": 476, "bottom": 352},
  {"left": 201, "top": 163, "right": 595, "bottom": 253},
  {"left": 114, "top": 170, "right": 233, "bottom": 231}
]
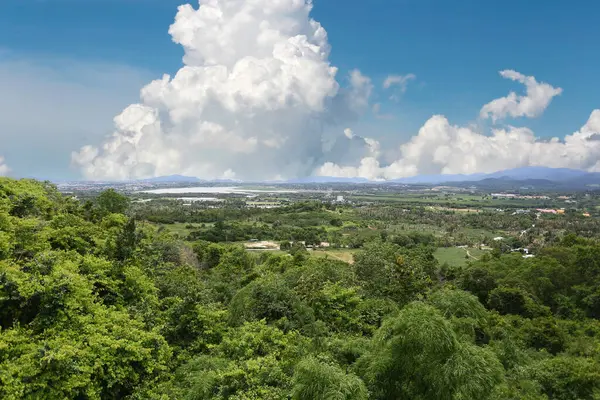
[
  {"left": 391, "top": 173, "right": 486, "bottom": 184},
  {"left": 450, "top": 177, "right": 560, "bottom": 190},
  {"left": 52, "top": 167, "right": 600, "bottom": 188},
  {"left": 485, "top": 167, "right": 590, "bottom": 182},
  {"left": 269, "top": 167, "right": 600, "bottom": 186},
  {"left": 389, "top": 167, "right": 598, "bottom": 186}
]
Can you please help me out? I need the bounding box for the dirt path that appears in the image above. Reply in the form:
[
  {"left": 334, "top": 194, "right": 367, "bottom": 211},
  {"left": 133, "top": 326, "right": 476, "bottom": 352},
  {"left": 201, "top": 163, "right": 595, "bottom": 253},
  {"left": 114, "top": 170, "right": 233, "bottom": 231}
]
[
  {"left": 316, "top": 251, "right": 354, "bottom": 264},
  {"left": 465, "top": 249, "right": 479, "bottom": 260}
]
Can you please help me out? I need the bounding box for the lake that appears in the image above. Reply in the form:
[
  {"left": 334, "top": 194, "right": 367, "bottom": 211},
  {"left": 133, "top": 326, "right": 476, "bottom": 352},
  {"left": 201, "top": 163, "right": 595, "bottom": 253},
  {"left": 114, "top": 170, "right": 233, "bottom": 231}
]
[{"left": 140, "top": 186, "right": 299, "bottom": 195}]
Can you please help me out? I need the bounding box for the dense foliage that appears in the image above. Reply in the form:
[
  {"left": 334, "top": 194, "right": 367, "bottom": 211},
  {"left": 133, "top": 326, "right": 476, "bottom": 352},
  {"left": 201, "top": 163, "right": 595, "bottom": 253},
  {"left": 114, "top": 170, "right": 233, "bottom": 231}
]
[{"left": 1, "top": 178, "right": 600, "bottom": 399}]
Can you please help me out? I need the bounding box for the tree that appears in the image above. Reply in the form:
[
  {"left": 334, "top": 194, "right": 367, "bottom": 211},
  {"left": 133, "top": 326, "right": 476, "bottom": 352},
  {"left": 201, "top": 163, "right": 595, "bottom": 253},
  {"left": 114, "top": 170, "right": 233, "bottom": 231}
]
[
  {"left": 0, "top": 257, "right": 171, "bottom": 399},
  {"left": 229, "top": 276, "right": 315, "bottom": 332},
  {"left": 292, "top": 357, "right": 368, "bottom": 400},
  {"left": 488, "top": 287, "right": 549, "bottom": 318},
  {"left": 330, "top": 218, "right": 343, "bottom": 227},
  {"left": 459, "top": 267, "right": 498, "bottom": 304},
  {"left": 353, "top": 242, "right": 432, "bottom": 305},
  {"left": 114, "top": 218, "right": 137, "bottom": 261},
  {"left": 526, "top": 356, "right": 600, "bottom": 400},
  {"left": 360, "top": 302, "right": 503, "bottom": 400},
  {"left": 96, "top": 189, "right": 130, "bottom": 216},
  {"left": 154, "top": 320, "right": 307, "bottom": 399}
]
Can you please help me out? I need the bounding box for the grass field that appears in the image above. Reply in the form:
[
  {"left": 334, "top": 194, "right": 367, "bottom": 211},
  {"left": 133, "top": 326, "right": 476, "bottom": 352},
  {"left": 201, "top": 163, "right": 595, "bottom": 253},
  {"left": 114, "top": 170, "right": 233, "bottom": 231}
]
[
  {"left": 242, "top": 247, "right": 355, "bottom": 264},
  {"left": 434, "top": 246, "right": 488, "bottom": 267},
  {"left": 311, "top": 249, "right": 356, "bottom": 264},
  {"left": 162, "top": 222, "right": 215, "bottom": 238},
  {"left": 348, "top": 193, "right": 557, "bottom": 209},
  {"left": 458, "top": 227, "right": 501, "bottom": 241}
]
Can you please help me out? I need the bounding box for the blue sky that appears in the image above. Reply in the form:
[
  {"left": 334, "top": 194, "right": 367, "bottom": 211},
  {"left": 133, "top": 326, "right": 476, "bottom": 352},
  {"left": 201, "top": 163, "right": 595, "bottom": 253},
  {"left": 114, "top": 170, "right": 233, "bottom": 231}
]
[{"left": 1, "top": 0, "right": 599, "bottom": 180}]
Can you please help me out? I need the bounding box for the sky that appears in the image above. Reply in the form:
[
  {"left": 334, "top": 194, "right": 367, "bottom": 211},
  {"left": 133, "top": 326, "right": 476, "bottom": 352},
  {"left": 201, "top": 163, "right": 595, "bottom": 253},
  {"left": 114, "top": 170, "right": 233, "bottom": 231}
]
[{"left": 0, "top": 0, "right": 599, "bottom": 181}]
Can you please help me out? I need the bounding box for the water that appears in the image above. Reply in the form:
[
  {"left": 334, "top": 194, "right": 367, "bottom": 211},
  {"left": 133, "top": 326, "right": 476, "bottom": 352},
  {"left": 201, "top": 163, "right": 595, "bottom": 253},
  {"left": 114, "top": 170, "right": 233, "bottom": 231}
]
[
  {"left": 140, "top": 186, "right": 298, "bottom": 195},
  {"left": 177, "top": 197, "right": 221, "bottom": 202}
]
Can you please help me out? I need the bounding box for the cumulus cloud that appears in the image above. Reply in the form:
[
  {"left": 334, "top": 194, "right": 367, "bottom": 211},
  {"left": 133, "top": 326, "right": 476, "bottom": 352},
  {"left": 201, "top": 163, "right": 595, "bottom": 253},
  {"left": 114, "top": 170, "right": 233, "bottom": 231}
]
[
  {"left": 317, "top": 109, "right": 600, "bottom": 180},
  {"left": 317, "top": 70, "right": 594, "bottom": 182},
  {"left": 480, "top": 70, "right": 563, "bottom": 121},
  {"left": 73, "top": 0, "right": 373, "bottom": 181},
  {"left": 319, "top": 127, "right": 381, "bottom": 179},
  {"left": 69, "top": 1, "right": 596, "bottom": 183},
  {"left": 317, "top": 128, "right": 380, "bottom": 171},
  {"left": 0, "top": 157, "right": 10, "bottom": 176}
]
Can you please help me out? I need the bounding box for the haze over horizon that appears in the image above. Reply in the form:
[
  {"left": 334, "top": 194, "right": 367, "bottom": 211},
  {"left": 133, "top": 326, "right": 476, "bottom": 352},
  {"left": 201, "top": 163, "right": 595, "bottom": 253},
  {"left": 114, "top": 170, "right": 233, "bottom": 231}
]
[{"left": 1, "top": 0, "right": 599, "bottom": 181}]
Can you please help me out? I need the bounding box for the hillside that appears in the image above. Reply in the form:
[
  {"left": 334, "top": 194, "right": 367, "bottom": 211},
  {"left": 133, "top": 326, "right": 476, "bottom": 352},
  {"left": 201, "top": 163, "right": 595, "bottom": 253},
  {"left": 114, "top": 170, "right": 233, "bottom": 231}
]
[{"left": 1, "top": 177, "right": 600, "bottom": 399}]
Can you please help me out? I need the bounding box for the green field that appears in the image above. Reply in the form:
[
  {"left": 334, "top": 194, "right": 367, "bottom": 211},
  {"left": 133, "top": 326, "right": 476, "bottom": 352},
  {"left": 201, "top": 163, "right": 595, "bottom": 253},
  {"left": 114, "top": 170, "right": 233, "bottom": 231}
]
[
  {"left": 161, "top": 222, "right": 214, "bottom": 238},
  {"left": 434, "top": 247, "right": 488, "bottom": 267},
  {"left": 311, "top": 249, "right": 356, "bottom": 264},
  {"left": 348, "top": 193, "right": 556, "bottom": 209}
]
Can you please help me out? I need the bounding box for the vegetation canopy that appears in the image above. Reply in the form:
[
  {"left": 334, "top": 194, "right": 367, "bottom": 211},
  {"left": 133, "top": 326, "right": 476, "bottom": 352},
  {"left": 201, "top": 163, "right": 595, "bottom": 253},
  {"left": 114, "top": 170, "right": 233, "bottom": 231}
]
[{"left": 1, "top": 177, "right": 600, "bottom": 399}]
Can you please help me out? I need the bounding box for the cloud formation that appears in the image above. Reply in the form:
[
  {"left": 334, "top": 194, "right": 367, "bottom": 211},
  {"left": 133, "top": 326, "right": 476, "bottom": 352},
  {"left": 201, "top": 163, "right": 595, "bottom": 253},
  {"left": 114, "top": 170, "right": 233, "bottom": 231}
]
[
  {"left": 480, "top": 70, "right": 563, "bottom": 121},
  {"left": 383, "top": 73, "right": 416, "bottom": 102},
  {"left": 73, "top": 0, "right": 372, "bottom": 181},
  {"left": 0, "top": 157, "right": 9, "bottom": 176},
  {"left": 317, "top": 109, "right": 600, "bottom": 180},
  {"left": 383, "top": 74, "right": 416, "bottom": 91},
  {"left": 72, "top": 1, "right": 597, "bottom": 182}
]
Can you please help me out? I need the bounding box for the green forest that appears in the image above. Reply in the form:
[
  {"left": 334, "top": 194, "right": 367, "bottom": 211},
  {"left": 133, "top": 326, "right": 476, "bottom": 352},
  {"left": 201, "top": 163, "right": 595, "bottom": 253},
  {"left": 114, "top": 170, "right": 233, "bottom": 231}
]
[{"left": 2, "top": 178, "right": 600, "bottom": 399}]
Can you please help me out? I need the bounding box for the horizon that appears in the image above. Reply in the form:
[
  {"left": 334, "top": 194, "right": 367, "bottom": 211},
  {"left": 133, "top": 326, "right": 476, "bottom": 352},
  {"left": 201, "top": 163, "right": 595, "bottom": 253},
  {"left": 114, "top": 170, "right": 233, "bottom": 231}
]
[
  {"left": 37, "top": 166, "right": 597, "bottom": 185},
  {"left": 1, "top": 0, "right": 599, "bottom": 181}
]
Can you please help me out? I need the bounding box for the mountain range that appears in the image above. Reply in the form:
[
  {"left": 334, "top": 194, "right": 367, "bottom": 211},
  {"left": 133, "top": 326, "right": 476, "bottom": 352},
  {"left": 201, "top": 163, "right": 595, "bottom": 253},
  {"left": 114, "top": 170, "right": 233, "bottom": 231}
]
[
  {"left": 389, "top": 167, "right": 598, "bottom": 185},
  {"left": 132, "top": 167, "right": 600, "bottom": 187},
  {"left": 296, "top": 167, "right": 600, "bottom": 188},
  {"left": 49, "top": 167, "right": 600, "bottom": 189}
]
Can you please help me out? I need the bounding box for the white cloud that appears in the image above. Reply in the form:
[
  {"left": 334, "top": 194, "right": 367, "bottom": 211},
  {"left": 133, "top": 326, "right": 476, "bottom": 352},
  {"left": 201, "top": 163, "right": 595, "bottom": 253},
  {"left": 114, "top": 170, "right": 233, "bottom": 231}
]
[
  {"left": 63, "top": 1, "right": 595, "bottom": 183},
  {"left": 74, "top": 0, "right": 373, "bottom": 181},
  {"left": 346, "top": 69, "right": 374, "bottom": 113},
  {"left": 0, "top": 53, "right": 151, "bottom": 179},
  {"left": 383, "top": 73, "right": 416, "bottom": 91},
  {"left": 480, "top": 70, "right": 562, "bottom": 121},
  {"left": 0, "top": 157, "right": 10, "bottom": 176},
  {"left": 316, "top": 109, "right": 600, "bottom": 180}
]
